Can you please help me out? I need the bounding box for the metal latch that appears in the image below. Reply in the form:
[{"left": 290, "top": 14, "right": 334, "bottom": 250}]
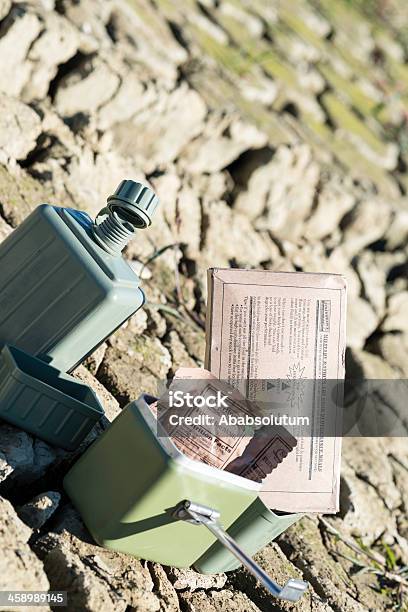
[{"left": 173, "top": 500, "right": 308, "bottom": 602}]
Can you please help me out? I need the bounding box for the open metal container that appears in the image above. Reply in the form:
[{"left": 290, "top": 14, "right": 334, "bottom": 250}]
[
  {"left": 0, "top": 345, "right": 104, "bottom": 450},
  {"left": 64, "top": 394, "right": 306, "bottom": 601}
]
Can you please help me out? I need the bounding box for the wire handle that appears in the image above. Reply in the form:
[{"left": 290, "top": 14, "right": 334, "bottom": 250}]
[{"left": 173, "top": 499, "right": 308, "bottom": 602}]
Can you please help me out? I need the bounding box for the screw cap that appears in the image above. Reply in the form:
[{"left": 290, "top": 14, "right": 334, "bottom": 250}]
[{"left": 107, "top": 180, "right": 159, "bottom": 228}]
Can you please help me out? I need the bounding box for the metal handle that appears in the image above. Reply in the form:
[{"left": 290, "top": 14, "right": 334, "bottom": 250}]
[{"left": 173, "top": 500, "right": 308, "bottom": 602}]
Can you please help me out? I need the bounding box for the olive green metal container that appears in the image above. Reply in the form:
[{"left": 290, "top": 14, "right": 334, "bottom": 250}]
[
  {"left": 64, "top": 395, "right": 260, "bottom": 567},
  {"left": 0, "top": 181, "right": 158, "bottom": 373},
  {"left": 64, "top": 394, "right": 303, "bottom": 571},
  {"left": 0, "top": 345, "right": 104, "bottom": 450}
]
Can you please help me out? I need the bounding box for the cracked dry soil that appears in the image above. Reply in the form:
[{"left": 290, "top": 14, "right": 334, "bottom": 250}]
[{"left": 0, "top": 0, "right": 407, "bottom": 610}]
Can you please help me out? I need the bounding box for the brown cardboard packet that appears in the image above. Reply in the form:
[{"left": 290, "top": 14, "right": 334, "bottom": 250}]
[
  {"left": 152, "top": 367, "right": 296, "bottom": 475},
  {"left": 205, "top": 268, "right": 347, "bottom": 513}
]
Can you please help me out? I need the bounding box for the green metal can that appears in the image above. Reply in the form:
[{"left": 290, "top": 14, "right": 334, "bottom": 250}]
[
  {"left": 64, "top": 394, "right": 302, "bottom": 571},
  {"left": 0, "top": 181, "right": 158, "bottom": 373}
]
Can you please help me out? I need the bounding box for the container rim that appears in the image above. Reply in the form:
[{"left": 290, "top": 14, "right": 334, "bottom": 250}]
[{"left": 133, "top": 394, "right": 262, "bottom": 493}]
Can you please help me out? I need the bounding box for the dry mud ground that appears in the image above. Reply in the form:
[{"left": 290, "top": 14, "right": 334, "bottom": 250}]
[{"left": 0, "top": 0, "right": 408, "bottom": 610}]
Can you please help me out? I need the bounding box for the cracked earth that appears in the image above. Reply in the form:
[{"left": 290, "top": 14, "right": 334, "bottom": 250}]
[{"left": 0, "top": 0, "right": 407, "bottom": 610}]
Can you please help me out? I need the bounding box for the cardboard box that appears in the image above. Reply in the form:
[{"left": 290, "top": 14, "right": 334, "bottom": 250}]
[{"left": 205, "top": 268, "right": 347, "bottom": 513}]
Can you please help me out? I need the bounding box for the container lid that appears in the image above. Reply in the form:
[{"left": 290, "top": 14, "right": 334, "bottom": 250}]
[
  {"left": 107, "top": 180, "right": 159, "bottom": 229},
  {"left": 0, "top": 345, "right": 104, "bottom": 450}
]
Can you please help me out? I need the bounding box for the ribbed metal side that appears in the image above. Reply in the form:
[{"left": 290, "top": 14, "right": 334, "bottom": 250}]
[{"left": 0, "top": 355, "right": 100, "bottom": 450}]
